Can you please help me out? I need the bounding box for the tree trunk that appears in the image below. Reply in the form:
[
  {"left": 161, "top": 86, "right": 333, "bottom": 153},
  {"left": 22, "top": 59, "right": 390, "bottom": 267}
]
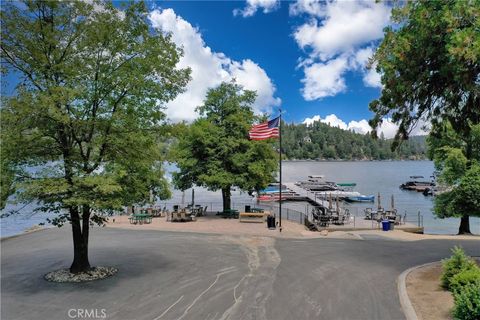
[
  {"left": 458, "top": 137, "right": 473, "bottom": 235},
  {"left": 222, "top": 187, "right": 231, "bottom": 211},
  {"left": 458, "top": 214, "right": 471, "bottom": 235},
  {"left": 70, "top": 205, "right": 91, "bottom": 273}
]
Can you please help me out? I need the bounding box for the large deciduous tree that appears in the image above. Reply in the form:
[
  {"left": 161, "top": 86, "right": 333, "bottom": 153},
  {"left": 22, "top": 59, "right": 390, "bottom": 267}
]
[
  {"left": 427, "top": 122, "right": 480, "bottom": 234},
  {"left": 172, "top": 82, "right": 278, "bottom": 211},
  {"left": 1, "top": 1, "right": 190, "bottom": 272},
  {"left": 369, "top": 1, "right": 479, "bottom": 233}
]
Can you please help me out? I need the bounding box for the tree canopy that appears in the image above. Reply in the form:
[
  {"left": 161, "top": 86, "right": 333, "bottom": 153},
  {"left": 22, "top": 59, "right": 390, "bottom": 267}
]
[
  {"left": 0, "top": 0, "right": 190, "bottom": 272},
  {"left": 427, "top": 122, "right": 480, "bottom": 233},
  {"left": 172, "top": 81, "right": 278, "bottom": 211},
  {"left": 369, "top": 0, "right": 479, "bottom": 146},
  {"left": 371, "top": 0, "right": 480, "bottom": 234},
  {"left": 282, "top": 122, "right": 427, "bottom": 160}
]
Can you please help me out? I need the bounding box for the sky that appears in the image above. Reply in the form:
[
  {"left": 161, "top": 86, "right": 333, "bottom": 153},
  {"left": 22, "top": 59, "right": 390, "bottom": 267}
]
[{"left": 2, "top": 0, "right": 429, "bottom": 138}]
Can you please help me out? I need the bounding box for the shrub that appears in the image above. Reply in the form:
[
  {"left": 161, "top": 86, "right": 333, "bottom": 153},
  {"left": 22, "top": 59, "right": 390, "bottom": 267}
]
[
  {"left": 452, "top": 282, "right": 480, "bottom": 320},
  {"left": 450, "top": 268, "right": 480, "bottom": 294},
  {"left": 442, "top": 246, "right": 477, "bottom": 290}
]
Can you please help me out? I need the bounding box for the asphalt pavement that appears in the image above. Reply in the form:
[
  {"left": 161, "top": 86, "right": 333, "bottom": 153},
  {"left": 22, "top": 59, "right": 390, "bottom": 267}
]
[{"left": 1, "top": 227, "right": 479, "bottom": 320}]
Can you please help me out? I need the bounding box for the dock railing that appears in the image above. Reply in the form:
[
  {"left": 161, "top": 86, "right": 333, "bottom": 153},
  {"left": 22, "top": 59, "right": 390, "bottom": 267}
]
[{"left": 123, "top": 201, "right": 424, "bottom": 230}]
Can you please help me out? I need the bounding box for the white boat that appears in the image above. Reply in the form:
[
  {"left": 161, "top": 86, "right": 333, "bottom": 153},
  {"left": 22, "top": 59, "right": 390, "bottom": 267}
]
[
  {"left": 314, "top": 191, "right": 362, "bottom": 199},
  {"left": 295, "top": 175, "right": 338, "bottom": 191}
]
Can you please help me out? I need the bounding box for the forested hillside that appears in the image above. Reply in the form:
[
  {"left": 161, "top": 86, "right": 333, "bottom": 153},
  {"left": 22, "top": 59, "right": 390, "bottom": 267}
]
[{"left": 282, "top": 122, "right": 427, "bottom": 160}]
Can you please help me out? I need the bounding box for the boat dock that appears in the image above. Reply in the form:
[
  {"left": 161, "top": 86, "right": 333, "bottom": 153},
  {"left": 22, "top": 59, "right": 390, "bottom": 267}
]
[{"left": 284, "top": 182, "right": 347, "bottom": 214}]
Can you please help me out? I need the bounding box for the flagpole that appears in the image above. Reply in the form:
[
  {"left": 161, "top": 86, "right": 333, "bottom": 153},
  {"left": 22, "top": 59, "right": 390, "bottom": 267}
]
[{"left": 279, "top": 109, "right": 282, "bottom": 230}]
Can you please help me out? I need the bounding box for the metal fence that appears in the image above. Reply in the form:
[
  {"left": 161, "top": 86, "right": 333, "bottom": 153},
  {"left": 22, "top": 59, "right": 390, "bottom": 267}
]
[{"left": 141, "top": 201, "right": 424, "bottom": 229}]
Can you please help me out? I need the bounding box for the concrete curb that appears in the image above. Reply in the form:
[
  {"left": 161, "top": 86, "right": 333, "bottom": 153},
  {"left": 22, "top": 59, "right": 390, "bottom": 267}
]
[{"left": 397, "top": 261, "right": 440, "bottom": 320}]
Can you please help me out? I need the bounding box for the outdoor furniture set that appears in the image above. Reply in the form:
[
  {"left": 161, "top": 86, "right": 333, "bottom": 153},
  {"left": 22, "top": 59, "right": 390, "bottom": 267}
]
[
  {"left": 128, "top": 207, "right": 170, "bottom": 224},
  {"left": 239, "top": 208, "right": 271, "bottom": 223},
  {"left": 311, "top": 207, "right": 350, "bottom": 227},
  {"left": 364, "top": 208, "right": 401, "bottom": 224},
  {"left": 168, "top": 205, "right": 208, "bottom": 222},
  {"left": 216, "top": 209, "right": 240, "bottom": 219}
]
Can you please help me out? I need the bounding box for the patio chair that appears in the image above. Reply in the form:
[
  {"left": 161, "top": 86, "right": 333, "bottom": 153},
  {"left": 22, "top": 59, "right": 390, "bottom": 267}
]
[
  {"left": 364, "top": 208, "right": 372, "bottom": 220},
  {"left": 311, "top": 209, "right": 321, "bottom": 223},
  {"left": 319, "top": 215, "right": 330, "bottom": 227}
]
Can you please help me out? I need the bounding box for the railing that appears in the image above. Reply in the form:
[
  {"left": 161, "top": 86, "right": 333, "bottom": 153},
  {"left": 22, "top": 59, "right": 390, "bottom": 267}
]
[{"left": 131, "top": 201, "right": 424, "bottom": 229}]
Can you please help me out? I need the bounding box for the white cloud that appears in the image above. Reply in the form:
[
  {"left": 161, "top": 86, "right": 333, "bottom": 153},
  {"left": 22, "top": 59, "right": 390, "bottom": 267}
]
[
  {"left": 352, "top": 47, "right": 382, "bottom": 88},
  {"left": 233, "top": 0, "right": 280, "bottom": 17},
  {"left": 301, "top": 56, "right": 349, "bottom": 100},
  {"left": 347, "top": 119, "right": 371, "bottom": 135},
  {"left": 302, "top": 114, "right": 429, "bottom": 139},
  {"left": 293, "top": 1, "right": 390, "bottom": 60},
  {"left": 302, "top": 115, "right": 321, "bottom": 125},
  {"left": 289, "top": 0, "right": 323, "bottom": 17},
  {"left": 228, "top": 59, "right": 281, "bottom": 111},
  {"left": 149, "top": 9, "right": 280, "bottom": 122},
  {"left": 321, "top": 114, "right": 348, "bottom": 130},
  {"left": 292, "top": 0, "right": 390, "bottom": 100},
  {"left": 362, "top": 68, "right": 382, "bottom": 88}
]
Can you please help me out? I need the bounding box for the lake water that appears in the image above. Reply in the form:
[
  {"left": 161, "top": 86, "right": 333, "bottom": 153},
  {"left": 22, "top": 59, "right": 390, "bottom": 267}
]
[
  {"left": 282, "top": 160, "right": 478, "bottom": 234},
  {"left": 1, "top": 160, "right": 479, "bottom": 236}
]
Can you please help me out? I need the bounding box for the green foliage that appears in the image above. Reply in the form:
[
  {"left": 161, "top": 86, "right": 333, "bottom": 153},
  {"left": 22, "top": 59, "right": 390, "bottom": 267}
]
[
  {"left": 452, "top": 283, "right": 480, "bottom": 320},
  {"left": 450, "top": 268, "right": 480, "bottom": 294},
  {"left": 282, "top": 122, "right": 427, "bottom": 160},
  {"left": 434, "top": 163, "right": 480, "bottom": 220},
  {"left": 0, "top": 1, "right": 190, "bottom": 225},
  {"left": 172, "top": 81, "right": 278, "bottom": 210},
  {"left": 442, "top": 246, "right": 478, "bottom": 290},
  {"left": 0, "top": 152, "right": 15, "bottom": 210},
  {"left": 427, "top": 120, "right": 480, "bottom": 232},
  {"left": 436, "top": 147, "right": 468, "bottom": 185},
  {"left": 426, "top": 121, "right": 465, "bottom": 161},
  {"left": 370, "top": 1, "right": 480, "bottom": 147}
]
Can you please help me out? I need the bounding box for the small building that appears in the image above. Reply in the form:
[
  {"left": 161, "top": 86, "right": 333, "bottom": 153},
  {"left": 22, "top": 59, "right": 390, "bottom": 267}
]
[{"left": 303, "top": 136, "right": 312, "bottom": 143}]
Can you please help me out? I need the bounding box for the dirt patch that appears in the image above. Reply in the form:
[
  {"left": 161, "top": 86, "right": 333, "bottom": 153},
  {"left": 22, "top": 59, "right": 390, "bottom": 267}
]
[{"left": 406, "top": 263, "right": 453, "bottom": 320}]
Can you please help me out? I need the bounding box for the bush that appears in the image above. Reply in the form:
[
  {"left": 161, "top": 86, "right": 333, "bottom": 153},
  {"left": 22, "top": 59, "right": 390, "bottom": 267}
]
[
  {"left": 452, "top": 282, "right": 480, "bottom": 320},
  {"left": 442, "top": 246, "right": 477, "bottom": 290},
  {"left": 450, "top": 268, "right": 480, "bottom": 294}
]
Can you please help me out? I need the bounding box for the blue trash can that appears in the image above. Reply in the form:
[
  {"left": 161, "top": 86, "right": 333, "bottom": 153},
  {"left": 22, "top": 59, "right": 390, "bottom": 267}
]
[{"left": 382, "top": 220, "right": 390, "bottom": 231}]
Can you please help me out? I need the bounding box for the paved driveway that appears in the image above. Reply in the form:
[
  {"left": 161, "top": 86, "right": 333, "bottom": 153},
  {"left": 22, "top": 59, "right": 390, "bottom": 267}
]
[{"left": 1, "top": 228, "right": 479, "bottom": 320}]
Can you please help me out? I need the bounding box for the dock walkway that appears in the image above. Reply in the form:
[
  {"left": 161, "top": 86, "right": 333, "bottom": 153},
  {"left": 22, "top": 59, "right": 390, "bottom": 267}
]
[{"left": 284, "top": 182, "right": 346, "bottom": 213}]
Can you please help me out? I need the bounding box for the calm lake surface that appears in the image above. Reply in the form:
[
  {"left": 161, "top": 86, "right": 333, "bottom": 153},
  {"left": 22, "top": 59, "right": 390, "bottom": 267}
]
[
  {"left": 283, "top": 160, "right": 478, "bottom": 235},
  {"left": 1, "top": 160, "right": 479, "bottom": 236}
]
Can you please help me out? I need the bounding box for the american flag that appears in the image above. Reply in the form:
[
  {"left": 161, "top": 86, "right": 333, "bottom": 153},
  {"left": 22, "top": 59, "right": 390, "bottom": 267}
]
[{"left": 249, "top": 116, "right": 280, "bottom": 140}]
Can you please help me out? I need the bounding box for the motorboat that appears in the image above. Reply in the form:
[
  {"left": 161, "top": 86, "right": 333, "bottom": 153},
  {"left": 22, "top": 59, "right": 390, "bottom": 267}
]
[
  {"left": 259, "top": 184, "right": 287, "bottom": 194},
  {"left": 400, "top": 180, "right": 435, "bottom": 192},
  {"left": 295, "top": 175, "right": 339, "bottom": 191},
  {"left": 344, "top": 195, "right": 375, "bottom": 202},
  {"left": 314, "top": 191, "right": 363, "bottom": 200},
  {"left": 336, "top": 182, "right": 357, "bottom": 187},
  {"left": 257, "top": 192, "right": 300, "bottom": 202}
]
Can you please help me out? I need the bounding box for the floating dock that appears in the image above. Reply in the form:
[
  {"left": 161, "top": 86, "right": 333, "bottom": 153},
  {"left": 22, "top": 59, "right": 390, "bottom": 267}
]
[{"left": 283, "top": 182, "right": 348, "bottom": 214}]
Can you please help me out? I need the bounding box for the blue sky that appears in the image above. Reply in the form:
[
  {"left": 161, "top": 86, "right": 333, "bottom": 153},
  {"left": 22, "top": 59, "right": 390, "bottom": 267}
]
[
  {"left": 155, "top": 0, "right": 383, "bottom": 124},
  {"left": 145, "top": 0, "right": 415, "bottom": 137},
  {"left": 4, "top": 1, "right": 425, "bottom": 138}
]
